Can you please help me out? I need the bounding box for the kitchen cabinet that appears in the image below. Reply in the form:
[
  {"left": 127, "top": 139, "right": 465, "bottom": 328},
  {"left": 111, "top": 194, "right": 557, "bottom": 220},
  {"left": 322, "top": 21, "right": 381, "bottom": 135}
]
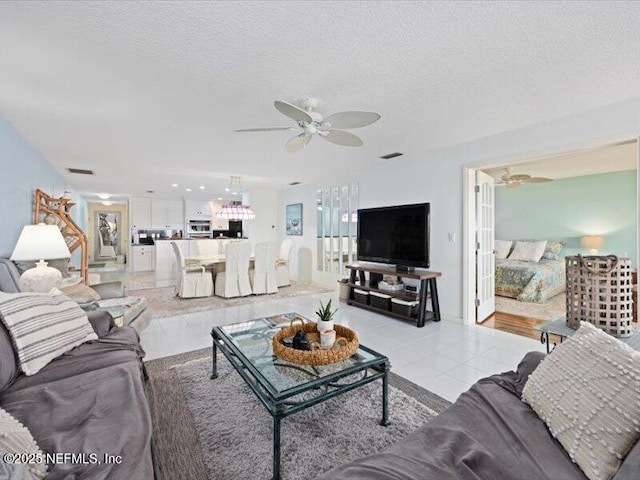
[
  {"left": 130, "top": 198, "right": 152, "bottom": 229},
  {"left": 185, "top": 200, "right": 213, "bottom": 220},
  {"left": 211, "top": 202, "right": 229, "bottom": 230},
  {"left": 131, "top": 197, "right": 184, "bottom": 230},
  {"left": 132, "top": 245, "right": 155, "bottom": 272}
]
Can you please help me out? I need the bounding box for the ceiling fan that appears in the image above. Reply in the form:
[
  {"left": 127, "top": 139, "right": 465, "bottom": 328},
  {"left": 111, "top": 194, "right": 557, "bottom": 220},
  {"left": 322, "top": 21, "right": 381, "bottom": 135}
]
[
  {"left": 234, "top": 97, "right": 381, "bottom": 152},
  {"left": 500, "top": 167, "right": 553, "bottom": 189}
]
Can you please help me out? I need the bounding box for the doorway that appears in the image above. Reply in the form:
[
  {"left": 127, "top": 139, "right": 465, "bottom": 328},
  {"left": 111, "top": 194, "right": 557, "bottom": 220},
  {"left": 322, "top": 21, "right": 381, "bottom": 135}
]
[{"left": 463, "top": 139, "right": 640, "bottom": 336}]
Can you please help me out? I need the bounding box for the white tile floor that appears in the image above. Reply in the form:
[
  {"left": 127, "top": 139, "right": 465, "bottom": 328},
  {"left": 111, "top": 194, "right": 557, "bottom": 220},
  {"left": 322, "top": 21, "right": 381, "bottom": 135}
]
[{"left": 139, "top": 291, "right": 546, "bottom": 403}]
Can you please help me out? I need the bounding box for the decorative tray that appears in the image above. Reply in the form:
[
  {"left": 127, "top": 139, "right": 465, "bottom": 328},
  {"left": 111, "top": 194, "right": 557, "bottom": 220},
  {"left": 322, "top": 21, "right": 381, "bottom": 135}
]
[{"left": 272, "top": 321, "right": 359, "bottom": 366}]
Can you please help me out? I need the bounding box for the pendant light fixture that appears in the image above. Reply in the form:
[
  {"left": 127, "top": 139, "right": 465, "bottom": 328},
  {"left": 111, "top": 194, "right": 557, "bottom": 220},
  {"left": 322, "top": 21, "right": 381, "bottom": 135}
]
[{"left": 217, "top": 176, "right": 256, "bottom": 220}]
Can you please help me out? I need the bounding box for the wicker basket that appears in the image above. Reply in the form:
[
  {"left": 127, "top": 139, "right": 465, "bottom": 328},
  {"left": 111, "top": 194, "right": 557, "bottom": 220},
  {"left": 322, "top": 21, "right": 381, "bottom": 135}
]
[
  {"left": 272, "top": 319, "right": 359, "bottom": 366},
  {"left": 370, "top": 291, "right": 391, "bottom": 311},
  {"left": 566, "top": 255, "right": 633, "bottom": 337},
  {"left": 353, "top": 289, "right": 370, "bottom": 305},
  {"left": 391, "top": 298, "right": 419, "bottom": 317}
]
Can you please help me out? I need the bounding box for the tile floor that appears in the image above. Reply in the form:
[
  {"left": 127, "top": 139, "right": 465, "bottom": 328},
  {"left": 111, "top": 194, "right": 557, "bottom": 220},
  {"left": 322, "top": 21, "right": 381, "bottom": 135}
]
[{"left": 139, "top": 291, "right": 546, "bottom": 403}]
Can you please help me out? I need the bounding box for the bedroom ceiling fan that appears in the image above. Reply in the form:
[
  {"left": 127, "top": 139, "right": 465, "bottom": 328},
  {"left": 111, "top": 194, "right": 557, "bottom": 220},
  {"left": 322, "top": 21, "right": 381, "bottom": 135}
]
[
  {"left": 234, "top": 97, "right": 381, "bottom": 152},
  {"left": 500, "top": 167, "right": 553, "bottom": 189}
]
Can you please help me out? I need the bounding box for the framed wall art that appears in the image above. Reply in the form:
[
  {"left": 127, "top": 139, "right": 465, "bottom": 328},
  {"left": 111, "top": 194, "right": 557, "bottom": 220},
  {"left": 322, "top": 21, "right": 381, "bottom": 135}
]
[{"left": 286, "top": 203, "right": 303, "bottom": 236}]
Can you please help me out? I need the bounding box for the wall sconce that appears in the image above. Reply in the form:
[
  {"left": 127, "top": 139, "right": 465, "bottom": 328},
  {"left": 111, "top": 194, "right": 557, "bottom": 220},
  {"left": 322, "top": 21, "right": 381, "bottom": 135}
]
[{"left": 580, "top": 235, "right": 605, "bottom": 254}]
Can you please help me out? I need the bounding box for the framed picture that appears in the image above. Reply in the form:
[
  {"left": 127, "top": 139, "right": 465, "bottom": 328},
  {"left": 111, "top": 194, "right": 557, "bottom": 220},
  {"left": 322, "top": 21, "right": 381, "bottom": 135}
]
[
  {"left": 286, "top": 203, "right": 303, "bottom": 236},
  {"left": 95, "top": 211, "right": 120, "bottom": 259}
]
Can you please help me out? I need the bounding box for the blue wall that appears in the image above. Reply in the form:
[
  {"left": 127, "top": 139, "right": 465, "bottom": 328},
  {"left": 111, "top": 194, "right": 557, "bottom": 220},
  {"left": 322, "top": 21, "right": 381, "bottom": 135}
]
[
  {"left": 0, "top": 114, "right": 86, "bottom": 262},
  {"left": 495, "top": 170, "right": 637, "bottom": 265}
]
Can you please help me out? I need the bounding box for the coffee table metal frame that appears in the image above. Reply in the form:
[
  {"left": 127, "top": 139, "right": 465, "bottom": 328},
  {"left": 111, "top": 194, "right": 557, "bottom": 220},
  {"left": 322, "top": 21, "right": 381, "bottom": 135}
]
[{"left": 211, "top": 318, "right": 390, "bottom": 480}]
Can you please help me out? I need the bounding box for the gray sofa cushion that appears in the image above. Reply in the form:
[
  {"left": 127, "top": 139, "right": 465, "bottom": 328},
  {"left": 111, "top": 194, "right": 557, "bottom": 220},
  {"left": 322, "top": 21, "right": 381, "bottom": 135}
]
[
  {"left": 14, "top": 258, "right": 71, "bottom": 278},
  {"left": 0, "top": 323, "right": 18, "bottom": 394},
  {"left": 0, "top": 259, "right": 21, "bottom": 294}
]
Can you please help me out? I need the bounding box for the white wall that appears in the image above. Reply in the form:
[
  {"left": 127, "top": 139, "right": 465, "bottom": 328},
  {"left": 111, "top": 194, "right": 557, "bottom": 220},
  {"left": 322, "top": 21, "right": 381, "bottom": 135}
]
[
  {"left": 243, "top": 188, "right": 278, "bottom": 244},
  {"left": 279, "top": 96, "right": 640, "bottom": 321}
]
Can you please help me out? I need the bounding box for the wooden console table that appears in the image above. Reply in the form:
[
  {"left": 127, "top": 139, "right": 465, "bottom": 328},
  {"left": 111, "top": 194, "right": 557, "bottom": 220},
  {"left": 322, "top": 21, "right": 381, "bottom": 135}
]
[{"left": 346, "top": 264, "right": 442, "bottom": 328}]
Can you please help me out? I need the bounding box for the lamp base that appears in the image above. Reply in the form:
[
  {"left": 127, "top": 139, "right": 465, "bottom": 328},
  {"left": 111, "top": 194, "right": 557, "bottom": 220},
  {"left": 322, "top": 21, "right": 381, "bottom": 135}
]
[{"left": 19, "top": 260, "right": 63, "bottom": 293}]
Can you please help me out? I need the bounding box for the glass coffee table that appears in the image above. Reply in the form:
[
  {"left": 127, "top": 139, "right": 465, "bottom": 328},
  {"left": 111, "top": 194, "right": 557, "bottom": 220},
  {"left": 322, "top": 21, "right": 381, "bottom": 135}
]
[{"left": 210, "top": 313, "right": 390, "bottom": 480}]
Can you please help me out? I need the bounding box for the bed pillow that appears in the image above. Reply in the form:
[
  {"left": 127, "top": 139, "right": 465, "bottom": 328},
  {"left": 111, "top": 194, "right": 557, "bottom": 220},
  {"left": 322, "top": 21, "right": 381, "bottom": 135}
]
[
  {"left": 0, "top": 292, "right": 97, "bottom": 376},
  {"left": 522, "top": 322, "right": 640, "bottom": 480},
  {"left": 495, "top": 240, "right": 513, "bottom": 260},
  {"left": 542, "top": 240, "right": 565, "bottom": 260},
  {"left": 508, "top": 240, "right": 547, "bottom": 262}
]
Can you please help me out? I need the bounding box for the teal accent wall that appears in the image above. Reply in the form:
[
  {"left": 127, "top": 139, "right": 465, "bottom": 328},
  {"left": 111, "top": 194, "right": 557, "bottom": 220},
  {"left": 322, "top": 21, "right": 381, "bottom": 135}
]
[
  {"left": 495, "top": 170, "right": 637, "bottom": 265},
  {"left": 0, "top": 114, "right": 86, "bottom": 263}
]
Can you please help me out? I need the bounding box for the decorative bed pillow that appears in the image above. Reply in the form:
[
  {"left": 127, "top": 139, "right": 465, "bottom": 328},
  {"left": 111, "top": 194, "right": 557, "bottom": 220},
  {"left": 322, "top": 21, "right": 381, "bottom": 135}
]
[
  {"left": 59, "top": 282, "right": 101, "bottom": 302},
  {"left": 0, "top": 292, "right": 97, "bottom": 376},
  {"left": 508, "top": 240, "right": 547, "bottom": 262},
  {"left": 522, "top": 322, "right": 640, "bottom": 480},
  {"left": 0, "top": 406, "right": 47, "bottom": 479},
  {"left": 542, "top": 240, "right": 565, "bottom": 260},
  {"left": 495, "top": 240, "right": 513, "bottom": 260}
]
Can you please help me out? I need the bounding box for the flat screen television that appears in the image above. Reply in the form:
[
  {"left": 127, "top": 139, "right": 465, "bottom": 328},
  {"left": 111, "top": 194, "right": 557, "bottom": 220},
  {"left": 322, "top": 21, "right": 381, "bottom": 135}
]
[{"left": 357, "top": 203, "right": 430, "bottom": 270}]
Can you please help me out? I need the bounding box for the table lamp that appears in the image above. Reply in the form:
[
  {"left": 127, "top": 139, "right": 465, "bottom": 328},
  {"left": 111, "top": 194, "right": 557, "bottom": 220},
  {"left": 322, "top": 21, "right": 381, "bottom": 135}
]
[
  {"left": 580, "top": 235, "right": 605, "bottom": 254},
  {"left": 10, "top": 224, "right": 71, "bottom": 293}
]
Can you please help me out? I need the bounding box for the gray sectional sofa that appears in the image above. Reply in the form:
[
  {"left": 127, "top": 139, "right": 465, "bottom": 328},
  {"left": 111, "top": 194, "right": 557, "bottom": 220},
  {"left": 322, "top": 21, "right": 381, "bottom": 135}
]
[{"left": 319, "top": 351, "right": 640, "bottom": 480}]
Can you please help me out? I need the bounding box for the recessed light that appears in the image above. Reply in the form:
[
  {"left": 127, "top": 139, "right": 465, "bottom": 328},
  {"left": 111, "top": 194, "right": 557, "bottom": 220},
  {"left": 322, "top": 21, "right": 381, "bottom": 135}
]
[
  {"left": 98, "top": 193, "right": 111, "bottom": 200},
  {"left": 217, "top": 197, "right": 223, "bottom": 201},
  {"left": 199, "top": 186, "right": 205, "bottom": 190},
  {"left": 225, "top": 187, "right": 230, "bottom": 192},
  {"left": 185, "top": 188, "right": 192, "bottom": 192},
  {"left": 171, "top": 183, "right": 178, "bottom": 187},
  {"left": 102, "top": 201, "right": 113, "bottom": 206}
]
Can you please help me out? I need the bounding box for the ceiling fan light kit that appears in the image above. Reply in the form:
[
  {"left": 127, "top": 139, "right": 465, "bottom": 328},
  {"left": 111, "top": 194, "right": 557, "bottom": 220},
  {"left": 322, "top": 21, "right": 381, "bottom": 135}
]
[{"left": 235, "top": 97, "right": 381, "bottom": 151}]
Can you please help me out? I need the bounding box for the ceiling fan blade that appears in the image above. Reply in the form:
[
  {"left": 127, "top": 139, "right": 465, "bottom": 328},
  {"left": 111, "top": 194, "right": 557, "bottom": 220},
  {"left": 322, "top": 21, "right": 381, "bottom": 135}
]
[
  {"left": 285, "top": 133, "right": 312, "bottom": 152},
  {"left": 234, "top": 127, "right": 298, "bottom": 132},
  {"left": 323, "top": 111, "right": 381, "bottom": 129},
  {"left": 506, "top": 182, "right": 521, "bottom": 189},
  {"left": 509, "top": 174, "right": 531, "bottom": 181},
  {"left": 321, "top": 130, "right": 363, "bottom": 147},
  {"left": 524, "top": 177, "right": 553, "bottom": 183},
  {"left": 274, "top": 101, "right": 312, "bottom": 123}
]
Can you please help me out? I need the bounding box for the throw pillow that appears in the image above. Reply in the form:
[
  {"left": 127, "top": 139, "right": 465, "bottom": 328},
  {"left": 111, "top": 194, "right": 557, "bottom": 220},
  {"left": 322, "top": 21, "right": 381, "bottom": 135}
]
[
  {"left": 522, "top": 322, "right": 640, "bottom": 480},
  {"left": 508, "top": 240, "right": 547, "bottom": 262},
  {"left": 59, "top": 282, "right": 101, "bottom": 302},
  {"left": 0, "top": 407, "right": 47, "bottom": 479},
  {"left": 542, "top": 240, "right": 565, "bottom": 260},
  {"left": 495, "top": 240, "right": 513, "bottom": 260},
  {"left": 0, "top": 322, "right": 18, "bottom": 394},
  {"left": 0, "top": 292, "right": 97, "bottom": 376},
  {"left": 14, "top": 258, "right": 70, "bottom": 279}
]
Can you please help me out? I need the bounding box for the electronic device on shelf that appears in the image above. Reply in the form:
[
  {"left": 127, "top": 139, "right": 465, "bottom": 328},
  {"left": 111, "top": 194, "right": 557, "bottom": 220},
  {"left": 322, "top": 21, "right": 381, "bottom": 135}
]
[{"left": 357, "top": 203, "right": 430, "bottom": 272}]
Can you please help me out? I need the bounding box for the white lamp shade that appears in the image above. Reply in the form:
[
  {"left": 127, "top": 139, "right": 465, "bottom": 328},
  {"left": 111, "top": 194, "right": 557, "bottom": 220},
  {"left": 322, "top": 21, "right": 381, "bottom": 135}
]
[
  {"left": 10, "top": 224, "right": 71, "bottom": 261},
  {"left": 580, "top": 235, "right": 605, "bottom": 251}
]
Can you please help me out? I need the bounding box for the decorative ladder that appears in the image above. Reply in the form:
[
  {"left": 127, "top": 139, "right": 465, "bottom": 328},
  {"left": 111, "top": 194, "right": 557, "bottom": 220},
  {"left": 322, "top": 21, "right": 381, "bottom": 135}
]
[{"left": 33, "top": 189, "right": 88, "bottom": 283}]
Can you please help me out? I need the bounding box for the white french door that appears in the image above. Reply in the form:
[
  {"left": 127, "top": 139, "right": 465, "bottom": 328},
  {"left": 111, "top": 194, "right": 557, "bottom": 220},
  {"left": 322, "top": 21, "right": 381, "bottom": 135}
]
[{"left": 476, "top": 170, "right": 495, "bottom": 322}]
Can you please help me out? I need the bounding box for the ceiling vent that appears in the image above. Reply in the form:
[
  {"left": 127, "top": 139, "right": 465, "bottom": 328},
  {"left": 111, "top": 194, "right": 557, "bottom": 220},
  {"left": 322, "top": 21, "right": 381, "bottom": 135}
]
[
  {"left": 379, "top": 152, "right": 403, "bottom": 160},
  {"left": 146, "top": 190, "right": 155, "bottom": 194},
  {"left": 66, "top": 167, "right": 95, "bottom": 175},
  {"left": 289, "top": 181, "right": 301, "bottom": 186}
]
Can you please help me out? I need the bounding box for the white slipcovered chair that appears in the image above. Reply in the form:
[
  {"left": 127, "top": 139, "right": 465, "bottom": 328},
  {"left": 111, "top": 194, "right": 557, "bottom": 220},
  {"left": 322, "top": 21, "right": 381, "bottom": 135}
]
[
  {"left": 250, "top": 241, "right": 278, "bottom": 295},
  {"left": 275, "top": 239, "right": 293, "bottom": 287},
  {"left": 171, "top": 241, "right": 214, "bottom": 298},
  {"left": 215, "top": 241, "right": 252, "bottom": 298}
]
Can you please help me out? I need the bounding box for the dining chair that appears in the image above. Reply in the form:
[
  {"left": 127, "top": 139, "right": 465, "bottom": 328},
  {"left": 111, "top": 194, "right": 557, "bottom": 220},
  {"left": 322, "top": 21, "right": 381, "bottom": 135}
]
[
  {"left": 250, "top": 241, "right": 278, "bottom": 295},
  {"left": 275, "top": 239, "right": 293, "bottom": 287},
  {"left": 215, "top": 241, "right": 252, "bottom": 298},
  {"left": 171, "top": 241, "right": 214, "bottom": 298}
]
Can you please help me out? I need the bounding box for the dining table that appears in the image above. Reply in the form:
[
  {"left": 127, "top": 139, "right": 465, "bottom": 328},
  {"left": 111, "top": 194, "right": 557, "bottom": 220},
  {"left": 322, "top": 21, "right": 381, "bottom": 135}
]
[{"left": 184, "top": 254, "right": 256, "bottom": 272}]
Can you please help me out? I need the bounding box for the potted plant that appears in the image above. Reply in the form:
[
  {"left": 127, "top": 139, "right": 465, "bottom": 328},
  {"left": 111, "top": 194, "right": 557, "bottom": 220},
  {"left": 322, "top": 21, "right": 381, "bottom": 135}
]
[{"left": 315, "top": 299, "right": 338, "bottom": 333}]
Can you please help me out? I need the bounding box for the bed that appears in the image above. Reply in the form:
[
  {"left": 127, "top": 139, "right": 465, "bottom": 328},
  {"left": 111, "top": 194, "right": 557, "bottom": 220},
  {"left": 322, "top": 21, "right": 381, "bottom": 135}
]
[{"left": 495, "top": 257, "right": 566, "bottom": 303}]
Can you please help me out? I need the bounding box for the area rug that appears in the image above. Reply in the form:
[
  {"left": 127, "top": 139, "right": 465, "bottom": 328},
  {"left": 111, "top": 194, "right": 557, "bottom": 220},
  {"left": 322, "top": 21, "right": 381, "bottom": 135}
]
[
  {"left": 146, "top": 348, "right": 451, "bottom": 480},
  {"left": 495, "top": 292, "right": 565, "bottom": 321},
  {"left": 138, "top": 282, "right": 333, "bottom": 319}
]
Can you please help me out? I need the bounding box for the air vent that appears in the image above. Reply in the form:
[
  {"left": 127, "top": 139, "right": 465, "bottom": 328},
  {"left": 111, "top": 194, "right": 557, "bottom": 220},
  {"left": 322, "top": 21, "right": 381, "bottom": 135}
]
[
  {"left": 146, "top": 190, "right": 155, "bottom": 194},
  {"left": 379, "top": 152, "right": 403, "bottom": 160},
  {"left": 66, "top": 167, "right": 95, "bottom": 175},
  {"left": 289, "top": 181, "right": 301, "bottom": 186}
]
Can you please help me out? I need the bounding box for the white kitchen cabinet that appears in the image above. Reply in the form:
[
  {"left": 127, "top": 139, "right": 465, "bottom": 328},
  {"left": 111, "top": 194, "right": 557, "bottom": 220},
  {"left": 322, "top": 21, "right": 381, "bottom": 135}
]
[
  {"left": 211, "top": 202, "right": 229, "bottom": 230},
  {"left": 151, "top": 199, "right": 184, "bottom": 229},
  {"left": 130, "top": 198, "right": 152, "bottom": 229},
  {"left": 132, "top": 245, "right": 155, "bottom": 272},
  {"left": 166, "top": 200, "right": 184, "bottom": 229},
  {"left": 185, "top": 200, "right": 213, "bottom": 220}
]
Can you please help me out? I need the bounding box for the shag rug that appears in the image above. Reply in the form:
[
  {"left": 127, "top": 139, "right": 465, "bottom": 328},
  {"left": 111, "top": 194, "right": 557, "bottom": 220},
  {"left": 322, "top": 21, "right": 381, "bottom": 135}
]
[
  {"left": 136, "top": 282, "right": 332, "bottom": 319},
  {"left": 146, "top": 348, "right": 451, "bottom": 480},
  {"left": 495, "top": 292, "right": 565, "bottom": 321}
]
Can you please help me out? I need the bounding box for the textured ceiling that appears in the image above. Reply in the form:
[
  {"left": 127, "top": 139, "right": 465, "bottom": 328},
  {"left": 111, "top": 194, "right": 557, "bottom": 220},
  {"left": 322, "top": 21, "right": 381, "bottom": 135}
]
[{"left": 1, "top": 1, "right": 639, "bottom": 200}]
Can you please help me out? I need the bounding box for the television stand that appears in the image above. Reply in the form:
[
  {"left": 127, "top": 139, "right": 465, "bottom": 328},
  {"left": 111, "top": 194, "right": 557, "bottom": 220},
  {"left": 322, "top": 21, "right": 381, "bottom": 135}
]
[
  {"left": 346, "top": 264, "right": 441, "bottom": 328},
  {"left": 395, "top": 265, "right": 415, "bottom": 273}
]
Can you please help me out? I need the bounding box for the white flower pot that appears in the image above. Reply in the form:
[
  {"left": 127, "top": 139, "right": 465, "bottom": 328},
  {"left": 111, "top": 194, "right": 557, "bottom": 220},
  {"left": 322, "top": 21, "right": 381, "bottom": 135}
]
[{"left": 317, "top": 319, "right": 334, "bottom": 333}]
